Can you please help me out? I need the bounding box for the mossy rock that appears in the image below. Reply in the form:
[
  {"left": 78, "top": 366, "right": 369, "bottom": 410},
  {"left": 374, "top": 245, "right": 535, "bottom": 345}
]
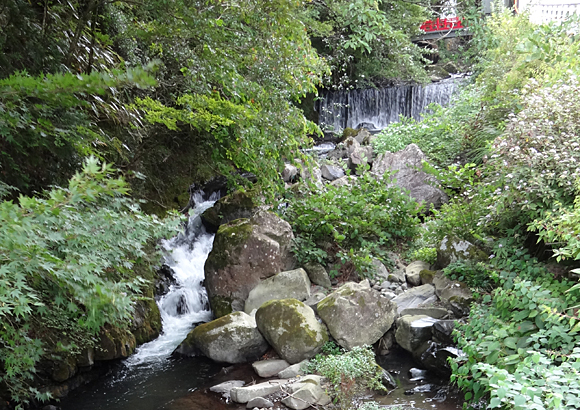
[
  {"left": 204, "top": 211, "right": 295, "bottom": 318},
  {"left": 342, "top": 127, "right": 359, "bottom": 140},
  {"left": 94, "top": 326, "right": 136, "bottom": 361},
  {"left": 317, "top": 281, "right": 397, "bottom": 350},
  {"left": 419, "top": 269, "right": 438, "bottom": 284},
  {"left": 255, "top": 299, "right": 328, "bottom": 364},
  {"left": 131, "top": 298, "right": 162, "bottom": 346},
  {"left": 201, "top": 190, "right": 261, "bottom": 232},
  {"left": 436, "top": 235, "right": 488, "bottom": 269},
  {"left": 174, "top": 312, "right": 268, "bottom": 363}
]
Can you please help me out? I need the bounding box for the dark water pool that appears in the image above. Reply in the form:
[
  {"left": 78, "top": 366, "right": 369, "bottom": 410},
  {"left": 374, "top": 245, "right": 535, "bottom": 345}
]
[{"left": 59, "top": 357, "right": 222, "bottom": 410}]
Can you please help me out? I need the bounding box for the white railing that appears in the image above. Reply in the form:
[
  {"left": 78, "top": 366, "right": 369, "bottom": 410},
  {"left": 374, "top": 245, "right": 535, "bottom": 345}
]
[{"left": 518, "top": 0, "right": 580, "bottom": 23}]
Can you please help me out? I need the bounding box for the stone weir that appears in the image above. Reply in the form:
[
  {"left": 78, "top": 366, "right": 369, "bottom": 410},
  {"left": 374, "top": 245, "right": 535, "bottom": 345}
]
[{"left": 317, "top": 76, "right": 463, "bottom": 133}]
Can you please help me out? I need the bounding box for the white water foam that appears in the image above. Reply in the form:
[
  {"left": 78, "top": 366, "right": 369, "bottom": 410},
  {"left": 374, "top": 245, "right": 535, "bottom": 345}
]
[{"left": 125, "top": 192, "right": 218, "bottom": 367}]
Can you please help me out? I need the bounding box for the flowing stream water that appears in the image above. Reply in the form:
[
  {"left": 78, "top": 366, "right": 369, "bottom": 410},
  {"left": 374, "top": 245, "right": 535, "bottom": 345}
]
[{"left": 60, "top": 193, "right": 223, "bottom": 410}]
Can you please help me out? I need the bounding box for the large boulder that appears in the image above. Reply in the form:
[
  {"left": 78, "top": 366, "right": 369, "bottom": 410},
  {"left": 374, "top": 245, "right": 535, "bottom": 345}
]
[
  {"left": 344, "top": 137, "right": 372, "bottom": 172},
  {"left": 395, "top": 315, "right": 438, "bottom": 354},
  {"left": 174, "top": 311, "right": 268, "bottom": 363},
  {"left": 130, "top": 298, "right": 162, "bottom": 346},
  {"left": 204, "top": 210, "right": 295, "bottom": 317},
  {"left": 406, "top": 261, "right": 431, "bottom": 287},
  {"left": 436, "top": 235, "right": 488, "bottom": 268},
  {"left": 373, "top": 144, "right": 447, "bottom": 210},
  {"left": 281, "top": 375, "right": 329, "bottom": 410},
  {"left": 200, "top": 190, "right": 261, "bottom": 232},
  {"left": 255, "top": 299, "right": 328, "bottom": 364},
  {"left": 245, "top": 268, "right": 311, "bottom": 313},
  {"left": 317, "top": 281, "right": 397, "bottom": 350},
  {"left": 391, "top": 284, "right": 436, "bottom": 314}
]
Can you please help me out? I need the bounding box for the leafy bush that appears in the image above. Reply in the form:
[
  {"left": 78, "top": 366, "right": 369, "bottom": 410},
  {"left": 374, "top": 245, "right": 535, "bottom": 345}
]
[
  {"left": 451, "top": 259, "right": 580, "bottom": 409},
  {"left": 307, "top": 345, "right": 386, "bottom": 410},
  {"left": 283, "top": 172, "right": 420, "bottom": 278},
  {"left": 443, "top": 260, "right": 497, "bottom": 291},
  {"left": 0, "top": 157, "right": 179, "bottom": 405}
]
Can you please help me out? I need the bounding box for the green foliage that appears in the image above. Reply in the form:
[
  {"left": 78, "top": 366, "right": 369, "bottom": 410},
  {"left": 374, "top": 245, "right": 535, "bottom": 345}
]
[
  {"left": 303, "top": 0, "right": 429, "bottom": 88},
  {"left": 307, "top": 345, "right": 386, "bottom": 409},
  {"left": 451, "top": 266, "right": 580, "bottom": 410},
  {"left": 0, "top": 157, "right": 179, "bottom": 405},
  {"left": 530, "top": 181, "right": 580, "bottom": 262},
  {"left": 0, "top": 68, "right": 156, "bottom": 195},
  {"left": 283, "top": 172, "right": 420, "bottom": 278},
  {"left": 408, "top": 247, "right": 437, "bottom": 265},
  {"left": 443, "top": 260, "right": 497, "bottom": 291}
]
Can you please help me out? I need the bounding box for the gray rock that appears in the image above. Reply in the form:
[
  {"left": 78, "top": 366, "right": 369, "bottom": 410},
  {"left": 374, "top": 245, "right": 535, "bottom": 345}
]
[
  {"left": 330, "top": 176, "right": 354, "bottom": 187},
  {"left": 252, "top": 359, "right": 291, "bottom": 378},
  {"left": 432, "top": 320, "right": 456, "bottom": 345},
  {"left": 406, "top": 261, "right": 430, "bottom": 286},
  {"left": 230, "top": 380, "right": 288, "bottom": 403},
  {"left": 327, "top": 144, "right": 348, "bottom": 160},
  {"left": 371, "top": 259, "right": 389, "bottom": 280},
  {"left": 373, "top": 144, "right": 448, "bottom": 210},
  {"left": 436, "top": 236, "right": 488, "bottom": 268},
  {"left": 282, "top": 376, "right": 327, "bottom": 410},
  {"left": 432, "top": 274, "right": 473, "bottom": 316},
  {"left": 205, "top": 210, "right": 295, "bottom": 318},
  {"left": 278, "top": 360, "right": 308, "bottom": 378},
  {"left": 395, "top": 315, "right": 438, "bottom": 353},
  {"left": 321, "top": 164, "right": 345, "bottom": 181},
  {"left": 354, "top": 128, "right": 372, "bottom": 145},
  {"left": 175, "top": 312, "right": 268, "bottom": 363},
  {"left": 247, "top": 397, "right": 274, "bottom": 408},
  {"left": 298, "top": 163, "right": 323, "bottom": 187},
  {"left": 210, "top": 380, "right": 246, "bottom": 399},
  {"left": 283, "top": 164, "right": 299, "bottom": 183},
  {"left": 391, "top": 284, "right": 436, "bottom": 314},
  {"left": 303, "top": 292, "right": 326, "bottom": 312},
  {"left": 381, "top": 368, "right": 397, "bottom": 389},
  {"left": 303, "top": 262, "right": 332, "bottom": 288},
  {"left": 409, "top": 368, "right": 428, "bottom": 380},
  {"left": 388, "top": 268, "right": 406, "bottom": 284},
  {"left": 255, "top": 299, "right": 328, "bottom": 364},
  {"left": 317, "top": 280, "right": 397, "bottom": 350},
  {"left": 400, "top": 307, "right": 448, "bottom": 319},
  {"left": 245, "top": 268, "right": 311, "bottom": 313}
]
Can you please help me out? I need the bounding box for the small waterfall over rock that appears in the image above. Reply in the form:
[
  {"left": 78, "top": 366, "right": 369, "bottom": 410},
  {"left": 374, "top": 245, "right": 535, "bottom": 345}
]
[
  {"left": 317, "top": 76, "right": 463, "bottom": 133},
  {"left": 126, "top": 191, "right": 218, "bottom": 366}
]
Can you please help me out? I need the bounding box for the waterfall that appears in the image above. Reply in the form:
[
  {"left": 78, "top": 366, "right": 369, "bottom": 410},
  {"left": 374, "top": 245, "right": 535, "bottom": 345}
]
[
  {"left": 317, "top": 76, "right": 463, "bottom": 133},
  {"left": 125, "top": 191, "right": 218, "bottom": 367}
]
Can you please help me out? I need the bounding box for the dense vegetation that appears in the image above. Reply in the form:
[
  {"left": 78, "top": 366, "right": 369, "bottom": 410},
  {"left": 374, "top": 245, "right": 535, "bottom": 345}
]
[{"left": 372, "top": 9, "right": 580, "bottom": 410}]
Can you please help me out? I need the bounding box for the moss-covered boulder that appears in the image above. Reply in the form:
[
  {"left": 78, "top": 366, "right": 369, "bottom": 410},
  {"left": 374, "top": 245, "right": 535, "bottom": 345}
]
[
  {"left": 436, "top": 235, "right": 488, "bottom": 269},
  {"left": 255, "top": 299, "right": 328, "bottom": 364},
  {"left": 174, "top": 311, "right": 268, "bottom": 363},
  {"left": 316, "top": 281, "right": 397, "bottom": 350},
  {"left": 94, "top": 326, "right": 136, "bottom": 361},
  {"left": 200, "top": 190, "right": 261, "bottom": 232},
  {"left": 244, "top": 268, "right": 311, "bottom": 313},
  {"left": 131, "top": 298, "right": 162, "bottom": 345},
  {"left": 205, "top": 210, "right": 295, "bottom": 317}
]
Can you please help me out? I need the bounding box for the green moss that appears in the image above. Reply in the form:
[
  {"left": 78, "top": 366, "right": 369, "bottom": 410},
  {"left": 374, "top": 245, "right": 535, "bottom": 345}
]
[
  {"left": 419, "top": 269, "right": 437, "bottom": 284},
  {"left": 206, "top": 219, "right": 254, "bottom": 271},
  {"left": 210, "top": 295, "right": 234, "bottom": 318},
  {"left": 342, "top": 127, "right": 358, "bottom": 139}
]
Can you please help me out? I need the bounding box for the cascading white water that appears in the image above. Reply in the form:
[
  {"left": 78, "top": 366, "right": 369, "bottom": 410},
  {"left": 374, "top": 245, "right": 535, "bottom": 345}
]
[
  {"left": 125, "top": 192, "right": 218, "bottom": 367},
  {"left": 317, "top": 76, "right": 464, "bottom": 133}
]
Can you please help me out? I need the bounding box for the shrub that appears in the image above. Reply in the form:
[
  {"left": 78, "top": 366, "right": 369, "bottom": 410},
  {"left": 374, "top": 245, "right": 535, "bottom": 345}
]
[
  {"left": 0, "top": 157, "right": 179, "bottom": 406},
  {"left": 283, "top": 172, "right": 420, "bottom": 278},
  {"left": 307, "top": 345, "right": 386, "bottom": 410}
]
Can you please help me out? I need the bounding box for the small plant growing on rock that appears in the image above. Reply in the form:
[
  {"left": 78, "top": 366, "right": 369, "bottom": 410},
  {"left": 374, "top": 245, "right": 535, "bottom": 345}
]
[{"left": 306, "top": 345, "right": 386, "bottom": 410}]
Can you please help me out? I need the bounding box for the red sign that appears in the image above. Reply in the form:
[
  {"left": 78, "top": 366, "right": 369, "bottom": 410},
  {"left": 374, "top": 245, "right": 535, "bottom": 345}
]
[{"left": 420, "top": 17, "right": 464, "bottom": 32}]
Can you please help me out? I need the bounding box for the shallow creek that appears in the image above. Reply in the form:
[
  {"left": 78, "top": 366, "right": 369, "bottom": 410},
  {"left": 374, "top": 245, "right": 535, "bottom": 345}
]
[{"left": 59, "top": 193, "right": 463, "bottom": 410}]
